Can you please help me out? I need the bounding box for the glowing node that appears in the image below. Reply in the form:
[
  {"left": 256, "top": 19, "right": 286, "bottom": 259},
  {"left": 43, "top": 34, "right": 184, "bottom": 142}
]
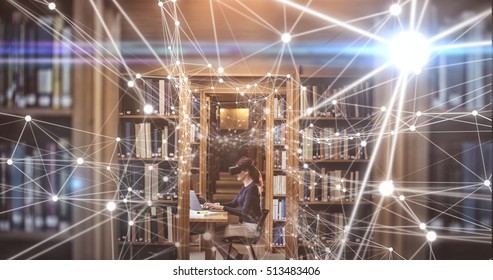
[
  {"left": 163, "top": 176, "right": 169, "bottom": 182},
  {"left": 416, "top": 111, "right": 422, "bottom": 117},
  {"left": 175, "top": 20, "right": 180, "bottom": 26},
  {"left": 335, "top": 184, "right": 341, "bottom": 190},
  {"left": 6, "top": 159, "right": 13, "bottom": 165},
  {"left": 381, "top": 106, "right": 387, "bottom": 112},
  {"left": 361, "top": 140, "right": 367, "bottom": 147},
  {"left": 148, "top": 165, "right": 154, "bottom": 171},
  {"left": 76, "top": 158, "right": 84, "bottom": 165},
  {"left": 332, "top": 100, "right": 337, "bottom": 105},
  {"left": 399, "top": 195, "right": 405, "bottom": 201},
  {"left": 309, "top": 123, "right": 314, "bottom": 128},
  {"left": 267, "top": 72, "right": 272, "bottom": 77},
  {"left": 116, "top": 137, "right": 121, "bottom": 142},
  {"left": 303, "top": 163, "right": 308, "bottom": 169},
  {"left": 123, "top": 198, "right": 128, "bottom": 203},
  {"left": 287, "top": 74, "right": 291, "bottom": 79},
  {"left": 203, "top": 232, "right": 212, "bottom": 241},
  {"left": 335, "top": 132, "right": 340, "bottom": 137},
  {"left": 25, "top": 115, "right": 32, "bottom": 122},
  {"left": 218, "top": 67, "right": 224, "bottom": 74},
  {"left": 419, "top": 223, "right": 427, "bottom": 230},
  {"left": 297, "top": 148, "right": 302, "bottom": 154},
  {"left": 389, "top": 4, "right": 401, "bottom": 16},
  {"left": 389, "top": 247, "right": 394, "bottom": 252},
  {"left": 143, "top": 104, "right": 154, "bottom": 115},
  {"left": 171, "top": 0, "right": 177, "bottom": 2},
  {"left": 426, "top": 231, "right": 437, "bottom": 242},
  {"left": 128, "top": 220, "right": 134, "bottom": 226},
  {"left": 379, "top": 181, "right": 394, "bottom": 196},
  {"left": 106, "top": 201, "right": 116, "bottom": 212},
  {"left": 176, "top": 60, "right": 180, "bottom": 65},
  {"left": 391, "top": 130, "right": 395, "bottom": 136},
  {"left": 147, "top": 200, "right": 152, "bottom": 206},
  {"left": 390, "top": 31, "right": 430, "bottom": 74},
  {"left": 127, "top": 80, "right": 135, "bottom": 87},
  {"left": 410, "top": 125, "right": 416, "bottom": 132},
  {"left": 136, "top": 73, "right": 142, "bottom": 79},
  {"left": 127, "top": 187, "right": 133, "bottom": 192},
  {"left": 207, "top": 63, "right": 212, "bottom": 68},
  {"left": 240, "top": 92, "right": 245, "bottom": 96},
  {"left": 218, "top": 78, "right": 224, "bottom": 83},
  {"left": 158, "top": 1, "right": 164, "bottom": 7},
  {"left": 52, "top": 195, "right": 59, "bottom": 202},
  {"left": 106, "top": 166, "right": 111, "bottom": 171},
  {"left": 307, "top": 108, "right": 313, "bottom": 115},
  {"left": 484, "top": 180, "right": 490, "bottom": 187},
  {"left": 48, "top": 2, "right": 56, "bottom": 10},
  {"left": 356, "top": 132, "right": 361, "bottom": 137},
  {"left": 281, "top": 33, "right": 291, "bottom": 43},
  {"left": 175, "top": 242, "right": 180, "bottom": 248},
  {"left": 472, "top": 110, "right": 478, "bottom": 116}
]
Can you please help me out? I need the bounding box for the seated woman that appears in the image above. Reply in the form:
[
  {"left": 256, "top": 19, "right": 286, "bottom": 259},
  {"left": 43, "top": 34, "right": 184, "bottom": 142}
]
[{"left": 204, "top": 156, "right": 263, "bottom": 260}]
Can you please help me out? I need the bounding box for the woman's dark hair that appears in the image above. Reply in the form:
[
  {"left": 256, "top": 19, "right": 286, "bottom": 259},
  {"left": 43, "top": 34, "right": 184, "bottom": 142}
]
[{"left": 235, "top": 156, "right": 263, "bottom": 188}]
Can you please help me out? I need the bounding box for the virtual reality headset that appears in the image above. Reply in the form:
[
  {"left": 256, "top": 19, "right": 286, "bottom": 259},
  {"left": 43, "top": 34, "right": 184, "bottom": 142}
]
[{"left": 228, "top": 165, "right": 243, "bottom": 175}]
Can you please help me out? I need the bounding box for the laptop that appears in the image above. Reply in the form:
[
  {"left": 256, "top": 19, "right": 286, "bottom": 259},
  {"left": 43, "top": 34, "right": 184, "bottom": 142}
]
[
  {"left": 190, "top": 190, "right": 205, "bottom": 211},
  {"left": 189, "top": 190, "right": 222, "bottom": 215}
]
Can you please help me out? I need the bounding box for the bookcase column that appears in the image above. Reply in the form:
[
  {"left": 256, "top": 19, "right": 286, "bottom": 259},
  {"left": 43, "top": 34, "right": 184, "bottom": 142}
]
[
  {"left": 285, "top": 74, "right": 299, "bottom": 259},
  {"left": 72, "top": 0, "right": 120, "bottom": 260}
]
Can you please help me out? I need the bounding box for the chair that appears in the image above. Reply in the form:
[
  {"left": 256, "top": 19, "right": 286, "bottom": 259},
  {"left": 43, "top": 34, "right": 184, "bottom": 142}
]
[{"left": 223, "top": 209, "right": 270, "bottom": 260}]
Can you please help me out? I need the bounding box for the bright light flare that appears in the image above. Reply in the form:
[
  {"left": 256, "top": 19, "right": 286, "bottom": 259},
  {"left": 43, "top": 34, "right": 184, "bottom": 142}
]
[
  {"left": 379, "top": 180, "right": 394, "bottom": 196},
  {"left": 390, "top": 31, "right": 430, "bottom": 74}
]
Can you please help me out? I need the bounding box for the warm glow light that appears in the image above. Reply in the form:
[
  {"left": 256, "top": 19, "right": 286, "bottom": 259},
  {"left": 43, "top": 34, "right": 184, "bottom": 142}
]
[
  {"left": 399, "top": 195, "right": 405, "bottom": 201},
  {"left": 106, "top": 201, "right": 116, "bottom": 211},
  {"left": 281, "top": 33, "right": 291, "bottom": 43},
  {"left": 379, "top": 181, "right": 394, "bottom": 196},
  {"left": 218, "top": 67, "right": 224, "bottom": 74},
  {"left": 158, "top": 1, "right": 164, "bottom": 7},
  {"left": 389, "top": 4, "right": 401, "bottom": 16},
  {"left": 127, "top": 80, "right": 135, "bottom": 87},
  {"left": 144, "top": 104, "right": 154, "bottom": 114},
  {"left": 48, "top": 2, "right": 56, "bottom": 10},
  {"left": 361, "top": 140, "right": 367, "bottom": 147},
  {"left": 389, "top": 247, "right": 394, "bottom": 252},
  {"left": 136, "top": 73, "right": 142, "bottom": 79},
  {"left": 426, "top": 231, "right": 437, "bottom": 242},
  {"left": 390, "top": 31, "right": 430, "bottom": 74},
  {"left": 175, "top": 20, "right": 180, "bottom": 26},
  {"left": 207, "top": 63, "right": 212, "bottom": 68}
]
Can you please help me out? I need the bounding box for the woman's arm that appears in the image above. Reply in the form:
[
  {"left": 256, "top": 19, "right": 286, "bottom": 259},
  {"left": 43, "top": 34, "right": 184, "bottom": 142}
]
[{"left": 223, "top": 186, "right": 259, "bottom": 223}]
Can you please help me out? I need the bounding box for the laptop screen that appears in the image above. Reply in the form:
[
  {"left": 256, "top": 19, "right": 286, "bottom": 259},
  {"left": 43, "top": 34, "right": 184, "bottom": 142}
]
[{"left": 190, "top": 190, "right": 203, "bottom": 211}]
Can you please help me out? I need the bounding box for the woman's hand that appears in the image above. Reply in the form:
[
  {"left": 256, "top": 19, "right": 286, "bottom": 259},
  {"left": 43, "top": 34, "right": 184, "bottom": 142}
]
[{"left": 203, "top": 202, "right": 223, "bottom": 210}]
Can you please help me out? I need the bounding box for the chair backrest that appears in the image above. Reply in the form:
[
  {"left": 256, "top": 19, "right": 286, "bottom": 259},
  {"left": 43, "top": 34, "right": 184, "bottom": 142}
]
[{"left": 254, "top": 209, "right": 270, "bottom": 238}]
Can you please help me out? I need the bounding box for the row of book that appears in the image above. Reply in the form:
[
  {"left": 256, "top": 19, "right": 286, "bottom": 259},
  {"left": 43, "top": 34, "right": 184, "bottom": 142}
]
[
  {"left": 0, "top": 13, "right": 72, "bottom": 109},
  {"left": 118, "top": 121, "right": 179, "bottom": 160},
  {"left": 120, "top": 78, "right": 179, "bottom": 116},
  {"left": 118, "top": 206, "right": 177, "bottom": 243},
  {"left": 300, "top": 82, "right": 372, "bottom": 118},
  {"left": 298, "top": 212, "right": 346, "bottom": 245},
  {"left": 273, "top": 226, "right": 286, "bottom": 246},
  {"left": 119, "top": 163, "right": 178, "bottom": 201},
  {"left": 298, "top": 169, "right": 362, "bottom": 203},
  {"left": 273, "top": 175, "right": 286, "bottom": 195},
  {"left": 299, "top": 127, "right": 369, "bottom": 161},
  {"left": 272, "top": 198, "right": 286, "bottom": 220},
  {"left": 273, "top": 123, "right": 287, "bottom": 145},
  {"left": 273, "top": 149, "right": 287, "bottom": 170},
  {"left": 273, "top": 96, "right": 287, "bottom": 118},
  {"left": 0, "top": 141, "right": 71, "bottom": 232}
]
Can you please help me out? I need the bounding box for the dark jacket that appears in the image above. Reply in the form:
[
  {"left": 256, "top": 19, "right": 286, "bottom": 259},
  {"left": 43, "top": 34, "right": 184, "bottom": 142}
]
[{"left": 222, "top": 182, "right": 261, "bottom": 223}]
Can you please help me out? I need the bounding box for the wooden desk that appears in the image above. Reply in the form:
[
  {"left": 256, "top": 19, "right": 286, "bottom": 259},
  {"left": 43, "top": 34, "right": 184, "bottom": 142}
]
[{"left": 190, "top": 211, "right": 228, "bottom": 260}]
